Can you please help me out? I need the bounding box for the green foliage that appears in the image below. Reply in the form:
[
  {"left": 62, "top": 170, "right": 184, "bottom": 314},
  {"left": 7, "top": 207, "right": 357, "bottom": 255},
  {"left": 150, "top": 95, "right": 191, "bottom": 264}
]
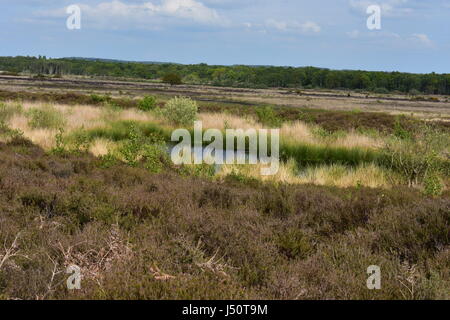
[
  {"left": 99, "top": 152, "right": 118, "bottom": 169},
  {"left": 255, "top": 106, "right": 282, "bottom": 128},
  {"left": 27, "top": 105, "right": 66, "bottom": 129},
  {"left": 51, "top": 128, "right": 67, "bottom": 155},
  {"left": 138, "top": 95, "right": 157, "bottom": 111},
  {"left": 162, "top": 97, "right": 198, "bottom": 126},
  {"left": 423, "top": 173, "right": 444, "bottom": 197},
  {"left": 223, "top": 169, "right": 258, "bottom": 185},
  {"left": 185, "top": 163, "right": 216, "bottom": 178},
  {"left": 2, "top": 56, "right": 450, "bottom": 94},
  {"left": 0, "top": 120, "right": 24, "bottom": 140},
  {"left": 393, "top": 117, "right": 412, "bottom": 140},
  {"left": 118, "top": 125, "right": 143, "bottom": 167},
  {"left": 162, "top": 73, "right": 183, "bottom": 85},
  {"left": 116, "top": 124, "right": 168, "bottom": 171},
  {"left": 89, "top": 94, "right": 111, "bottom": 104},
  {"left": 373, "top": 87, "right": 390, "bottom": 94},
  {"left": 142, "top": 144, "right": 167, "bottom": 173},
  {"left": 382, "top": 125, "right": 449, "bottom": 187},
  {"left": 71, "top": 127, "right": 92, "bottom": 154}
]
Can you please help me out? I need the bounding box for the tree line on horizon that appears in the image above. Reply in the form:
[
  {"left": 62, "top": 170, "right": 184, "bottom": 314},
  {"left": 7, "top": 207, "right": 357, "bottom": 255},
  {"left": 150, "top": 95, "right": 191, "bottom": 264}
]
[{"left": 1, "top": 55, "right": 449, "bottom": 95}]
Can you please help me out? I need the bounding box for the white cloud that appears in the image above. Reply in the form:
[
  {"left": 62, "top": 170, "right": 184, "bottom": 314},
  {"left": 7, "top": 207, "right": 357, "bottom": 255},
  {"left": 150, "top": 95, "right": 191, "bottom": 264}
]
[
  {"left": 265, "top": 19, "right": 321, "bottom": 34},
  {"left": 35, "top": 0, "right": 226, "bottom": 29},
  {"left": 411, "top": 33, "right": 434, "bottom": 47}
]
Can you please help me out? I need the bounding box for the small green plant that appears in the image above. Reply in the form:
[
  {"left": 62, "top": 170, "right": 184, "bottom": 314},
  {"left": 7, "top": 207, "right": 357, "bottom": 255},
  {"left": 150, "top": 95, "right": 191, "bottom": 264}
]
[
  {"left": 142, "top": 144, "right": 167, "bottom": 173},
  {"left": 118, "top": 125, "right": 142, "bottom": 167},
  {"left": 393, "top": 118, "right": 412, "bottom": 140},
  {"left": 27, "top": 105, "right": 66, "bottom": 129},
  {"left": 99, "top": 151, "right": 118, "bottom": 168},
  {"left": 255, "top": 106, "right": 282, "bottom": 128},
  {"left": 423, "top": 173, "right": 443, "bottom": 197},
  {"left": 312, "top": 127, "right": 332, "bottom": 139},
  {"left": 162, "top": 97, "right": 198, "bottom": 126},
  {"left": 117, "top": 124, "right": 167, "bottom": 170},
  {"left": 71, "top": 127, "right": 92, "bottom": 154},
  {"left": 51, "top": 128, "right": 67, "bottom": 155},
  {"left": 138, "top": 95, "right": 157, "bottom": 111},
  {"left": 0, "top": 120, "right": 24, "bottom": 140}
]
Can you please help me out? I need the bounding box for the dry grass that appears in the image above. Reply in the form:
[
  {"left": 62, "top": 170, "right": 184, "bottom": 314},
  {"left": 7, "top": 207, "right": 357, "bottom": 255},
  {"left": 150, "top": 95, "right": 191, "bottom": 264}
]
[
  {"left": 4, "top": 101, "right": 383, "bottom": 152},
  {"left": 200, "top": 113, "right": 382, "bottom": 150},
  {"left": 89, "top": 138, "right": 114, "bottom": 157},
  {"left": 3, "top": 101, "right": 163, "bottom": 151},
  {"left": 334, "top": 131, "right": 384, "bottom": 149},
  {"left": 219, "top": 160, "right": 390, "bottom": 188},
  {"left": 199, "top": 112, "right": 262, "bottom": 131},
  {"left": 8, "top": 114, "right": 58, "bottom": 149}
]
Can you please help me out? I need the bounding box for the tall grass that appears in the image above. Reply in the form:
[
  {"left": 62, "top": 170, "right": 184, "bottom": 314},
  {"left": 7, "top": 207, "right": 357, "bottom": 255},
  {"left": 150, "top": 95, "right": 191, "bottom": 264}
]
[{"left": 281, "top": 140, "right": 380, "bottom": 167}]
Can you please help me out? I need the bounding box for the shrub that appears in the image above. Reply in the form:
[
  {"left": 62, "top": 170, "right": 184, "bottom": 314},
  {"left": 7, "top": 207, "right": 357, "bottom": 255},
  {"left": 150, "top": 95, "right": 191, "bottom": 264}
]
[
  {"left": 27, "top": 105, "right": 66, "bottom": 129},
  {"left": 51, "top": 128, "right": 67, "bottom": 155},
  {"left": 373, "top": 87, "right": 389, "bottom": 94},
  {"left": 142, "top": 144, "right": 167, "bottom": 173},
  {"left": 162, "top": 73, "right": 183, "bottom": 85},
  {"left": 71, "top": 127, "right": 92, "bottom": 154},
  {"left": 423, "top": 173, "right": 444, "bottom": 197},
  {"left": 138, "top": 95, "right": 157, "bottom": 111},
  {"left": 162, "top": 97, "right": 198, "bottom": 126},
  {"left": 255, "top": 106, "right": 282, "bottom": 128},
  {"left": 393, "top": 118, "right": 412, "bottom": 140},
  {"left": 0, "top": 120, "right": 24, "bottom": 140},
  {"left": 118, "top": 125, "right": 143, "bottom": 167},
  {"left": 89, "top": 94, "right": 110, "bottom": 104}
]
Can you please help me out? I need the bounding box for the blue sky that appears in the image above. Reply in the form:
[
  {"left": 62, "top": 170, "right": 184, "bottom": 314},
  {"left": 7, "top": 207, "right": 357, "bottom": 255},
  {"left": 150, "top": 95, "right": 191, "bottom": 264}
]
[{"left": 1, "top": 0, "right": 449, "bottom": 73}]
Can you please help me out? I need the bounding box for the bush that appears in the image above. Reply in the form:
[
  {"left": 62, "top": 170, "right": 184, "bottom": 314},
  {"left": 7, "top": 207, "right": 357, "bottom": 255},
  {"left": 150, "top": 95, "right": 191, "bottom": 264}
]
[
  {"left": 138, "top": 95, "right": 157, "bottom": 111},
  {"left": 27, "top": 105, "right": 66, "bottom": 129},
  {"left": 142, "top": 144, "right": 168, "bottom": 173},
  {"left": 118, "top": 125, "right": 143, "bottom": 167},
  {"left": 162, "top": 73, "right": 182, "bottom": 86},
  {"left": 162, "top": 97, "right": 198, "bottom": 126},
  {"left": 373, "top": 87, "right": 389, "bottom": 94},
  {"left": 423, "top": 173, "right": 444, "bottom": 197},
  {"left": 255, "top": 106, "right": 282, "bottom": 128},
  {"left": 89, "top": 94, "right": 111, "bottom": 104}
]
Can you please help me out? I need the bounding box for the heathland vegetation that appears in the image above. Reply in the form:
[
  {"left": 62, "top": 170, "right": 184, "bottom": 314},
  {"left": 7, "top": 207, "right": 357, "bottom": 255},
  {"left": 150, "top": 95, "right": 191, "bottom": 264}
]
[
  {"left": 1, "top": 56, "right": 450, "bottom": 94},
  {"left": 0, "top": 89, "right": 448, "bottom": 300}
]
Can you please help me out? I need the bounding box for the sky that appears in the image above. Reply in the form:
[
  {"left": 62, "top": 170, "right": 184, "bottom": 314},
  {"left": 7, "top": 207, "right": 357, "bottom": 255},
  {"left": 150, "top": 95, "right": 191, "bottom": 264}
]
[{"left": 0, "top": 0, "right": 449, "bottom": 73}]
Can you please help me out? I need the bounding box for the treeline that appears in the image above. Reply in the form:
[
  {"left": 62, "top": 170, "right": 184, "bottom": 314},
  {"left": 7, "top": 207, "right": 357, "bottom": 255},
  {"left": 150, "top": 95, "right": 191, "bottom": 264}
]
[{"left": 1, "top": 56, "right": 450, "bottom": 94}]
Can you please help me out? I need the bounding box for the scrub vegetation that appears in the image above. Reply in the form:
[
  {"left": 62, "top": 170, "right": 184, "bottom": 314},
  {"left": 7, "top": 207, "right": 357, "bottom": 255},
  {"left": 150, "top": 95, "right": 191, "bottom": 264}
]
[{"left": 0, "top": 90, "right": 448, "bottom": 300}]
